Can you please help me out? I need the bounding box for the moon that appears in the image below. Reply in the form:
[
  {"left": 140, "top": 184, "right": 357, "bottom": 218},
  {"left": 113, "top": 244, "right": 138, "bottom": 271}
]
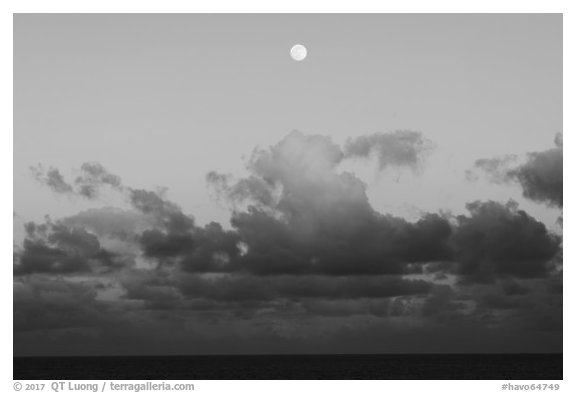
[{"left": 290, "top": 44, "right": 307, "bottom": 61}]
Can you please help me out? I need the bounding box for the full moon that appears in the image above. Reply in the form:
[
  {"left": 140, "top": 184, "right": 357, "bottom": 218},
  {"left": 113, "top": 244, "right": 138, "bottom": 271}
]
[{"left": 290, "top": 44, "right": 307, "bottom": 61}]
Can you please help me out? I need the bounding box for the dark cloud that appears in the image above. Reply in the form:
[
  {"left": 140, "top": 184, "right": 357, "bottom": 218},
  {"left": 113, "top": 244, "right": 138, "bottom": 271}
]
[
  {"left": 479, "top": 292, "right": 533, "bottom": 310},
  {"left": 120, "top": 269, "right": 182, "bottom": 306},
  {"left": 546, "top": 272, "right": 562, "bottom": 295},
  {"left": 14, "top": 276, "right": 106, "bottom": 332},
  {"left": 178, "top": 274, "right": 432, "bottom": 302},
  {"left": 464, "top": 278, "right": 563, "bottom": 333},
  {"left": 128, "top": 188, "right": 194, "bottom": 233},
  {"left": 344, "top": 130, "right": 433, "bottom": 171},
  {"left": 28, "top": 132, "right": 444, "bottom": 277},
  {"left": 301, "top": 298, "right": 392, "bottom": 317},
  {"left": 207, "top": 131, "right": 451, "bottom": 275},
  {"left": 126, "top": 189, "right": 243, "bottom": 272},
  {"left": 14, "top": 218, "right": 123, "bottom": 275},
  {"left": 179, "top": 222, "right": 242, "bottom": 272},
  {"left": 509, "top": 147, "right": 563, "bottom": 207},
  {"left": 275, "top": 275, "right": 431, "bottom": 299},
  {"left": 140, "top": 229, "right": 195, "bottom": 260},
  {"left": 125, "top": 133, "right": 558, "bottom": 282},
  {"left": 24, "top": 134, "right": 561, "bottom": 282},
  {"left": 18, "top": 130, "right": 562, "bottom": 356},
  {"left": 230, "top": 209, "right": 453, "bottom": 275},
  {"left": 126, "top": 188, "right": 198, "bottom": 267},
  {"left": 501, "top": 279, "right": 532, "bottom": 296},
  {"left": 470, "top": 133, "right": 563, "bottom": 207},
  {"left": 451, "top": 200, "right": 560, "bottom": 283},
  {"left": 121, "top": 270, "right": 432, "bottom": 308},
  {"left": 421, "top": 284, "right": 466, "bottom": 321}
]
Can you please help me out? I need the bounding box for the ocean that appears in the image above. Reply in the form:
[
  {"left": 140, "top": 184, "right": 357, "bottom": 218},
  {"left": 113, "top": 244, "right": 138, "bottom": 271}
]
[{"left": 14, "top": 353, "right": 562, "bottom": 380}]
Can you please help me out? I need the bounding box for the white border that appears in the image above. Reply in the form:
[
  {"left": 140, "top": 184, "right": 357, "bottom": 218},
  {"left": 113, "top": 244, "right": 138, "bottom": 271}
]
[{"left": 3, "top": 1, "right": 573, "bottom": 391}]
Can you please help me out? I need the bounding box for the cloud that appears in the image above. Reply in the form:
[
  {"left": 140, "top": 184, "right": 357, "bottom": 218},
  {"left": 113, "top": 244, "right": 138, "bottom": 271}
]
[
  {"left": 467, "top": 155, "right": 518, "bottom": 183},
  {"left": 470, "top": 133, "right": 563, "bottom": 208},
  {"left": 26, "top": 132, "right": 555, "bottom": 281},
  {"left": 30, "top": 162, "right": 124, "bottom": 199},
  {"left": 24, "top": 134, "right": 561, "bottom": 282},
  {"left": 466, "top": 277, "right": 563, "bottom": 332},
  {"left": 509, "top": 147, "right": 563, "bottom": 208},
  {"left": 554, "top": 132, "right": 562, "bottom": 148},
  {"left": 128, "top": 189, "right": 192, "bottom": 230},
  {"left": 207, "top": 130, "right": 452, "bottom": 275},
  {"left": 120, "top": 269, "right": 182, "bottom": 306},
  {"left": 124, "top": 188, "right": 198, "bottom": 265},
  {"left": 30, "top": 165, "right": 74, "bottom": 194},
  {"left": 125, "top": 188, "right": 243, "bottom": 272},
  {"left": 178, "top": 274, "right": 432, "bottom": 302},
  {"left": 75, "top": 162, "right": 124, "bottom": 198},
  {"left": 500, "top": 279, "right": 532, "bottom": 296},
  {"left": 301, "top": 298, "right": 393, "bottom": 317},
  {"left": 451, "top": 200, "right": 561, "bottom": 283},
  {"left": 118, "top": 268, "right": 433, "bottom": 318},
  {"left": 209, "top": 129, "right": 432, "bottom": 208},
  {"left": 230, "top": 209, "right": 453, "bottom": 275},
  {"left": 344, "top": 130, "right": 433, "bottom": 171},
  {"left": 178, "top": 222, "right": 242, "bottom": 272},
  {"left": 28, "top": 131, "right": 443, "bottom": 276},
  {"left": 62, "top": 207, "right": 151, "bottom": 241},
  {"left": 420, "top": 284, "right": 466, "bottom": 321},
  {"left": 14, "top": 275, "right": 107, "bottom": 332},
  {"left": 14, "top": 218, "right": 124, "bottom": 275},
  {"left": 139, "top": 229, "right": 196, "bottom": 260},
  {"left": 206, "top": 172, "right": 277, "bottom": 208},
  {"left": 17, "top": 130, "right": 562, "bottom": 355}
]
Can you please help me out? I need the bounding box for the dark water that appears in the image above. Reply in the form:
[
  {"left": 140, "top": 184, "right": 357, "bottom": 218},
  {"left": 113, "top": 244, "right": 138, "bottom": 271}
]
[{"left": 14, "top": 353, "right": 562, "bottom": 380}]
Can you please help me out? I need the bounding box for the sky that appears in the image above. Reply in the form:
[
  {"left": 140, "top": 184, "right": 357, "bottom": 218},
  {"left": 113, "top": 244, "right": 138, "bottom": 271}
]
[{"left": 13, "top": 14, "right": 562, "bottom": 356}]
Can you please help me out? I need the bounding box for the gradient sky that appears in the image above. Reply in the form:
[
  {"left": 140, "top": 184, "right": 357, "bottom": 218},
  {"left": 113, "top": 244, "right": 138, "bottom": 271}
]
[{"left": 14, "top": 14, "right": 562, "bottom": 355}]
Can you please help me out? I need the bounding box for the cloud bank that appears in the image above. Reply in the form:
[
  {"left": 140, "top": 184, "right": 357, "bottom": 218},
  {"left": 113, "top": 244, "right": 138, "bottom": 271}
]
[{"left": 15, "top": 130, "right": 562, "bottom": 355}]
